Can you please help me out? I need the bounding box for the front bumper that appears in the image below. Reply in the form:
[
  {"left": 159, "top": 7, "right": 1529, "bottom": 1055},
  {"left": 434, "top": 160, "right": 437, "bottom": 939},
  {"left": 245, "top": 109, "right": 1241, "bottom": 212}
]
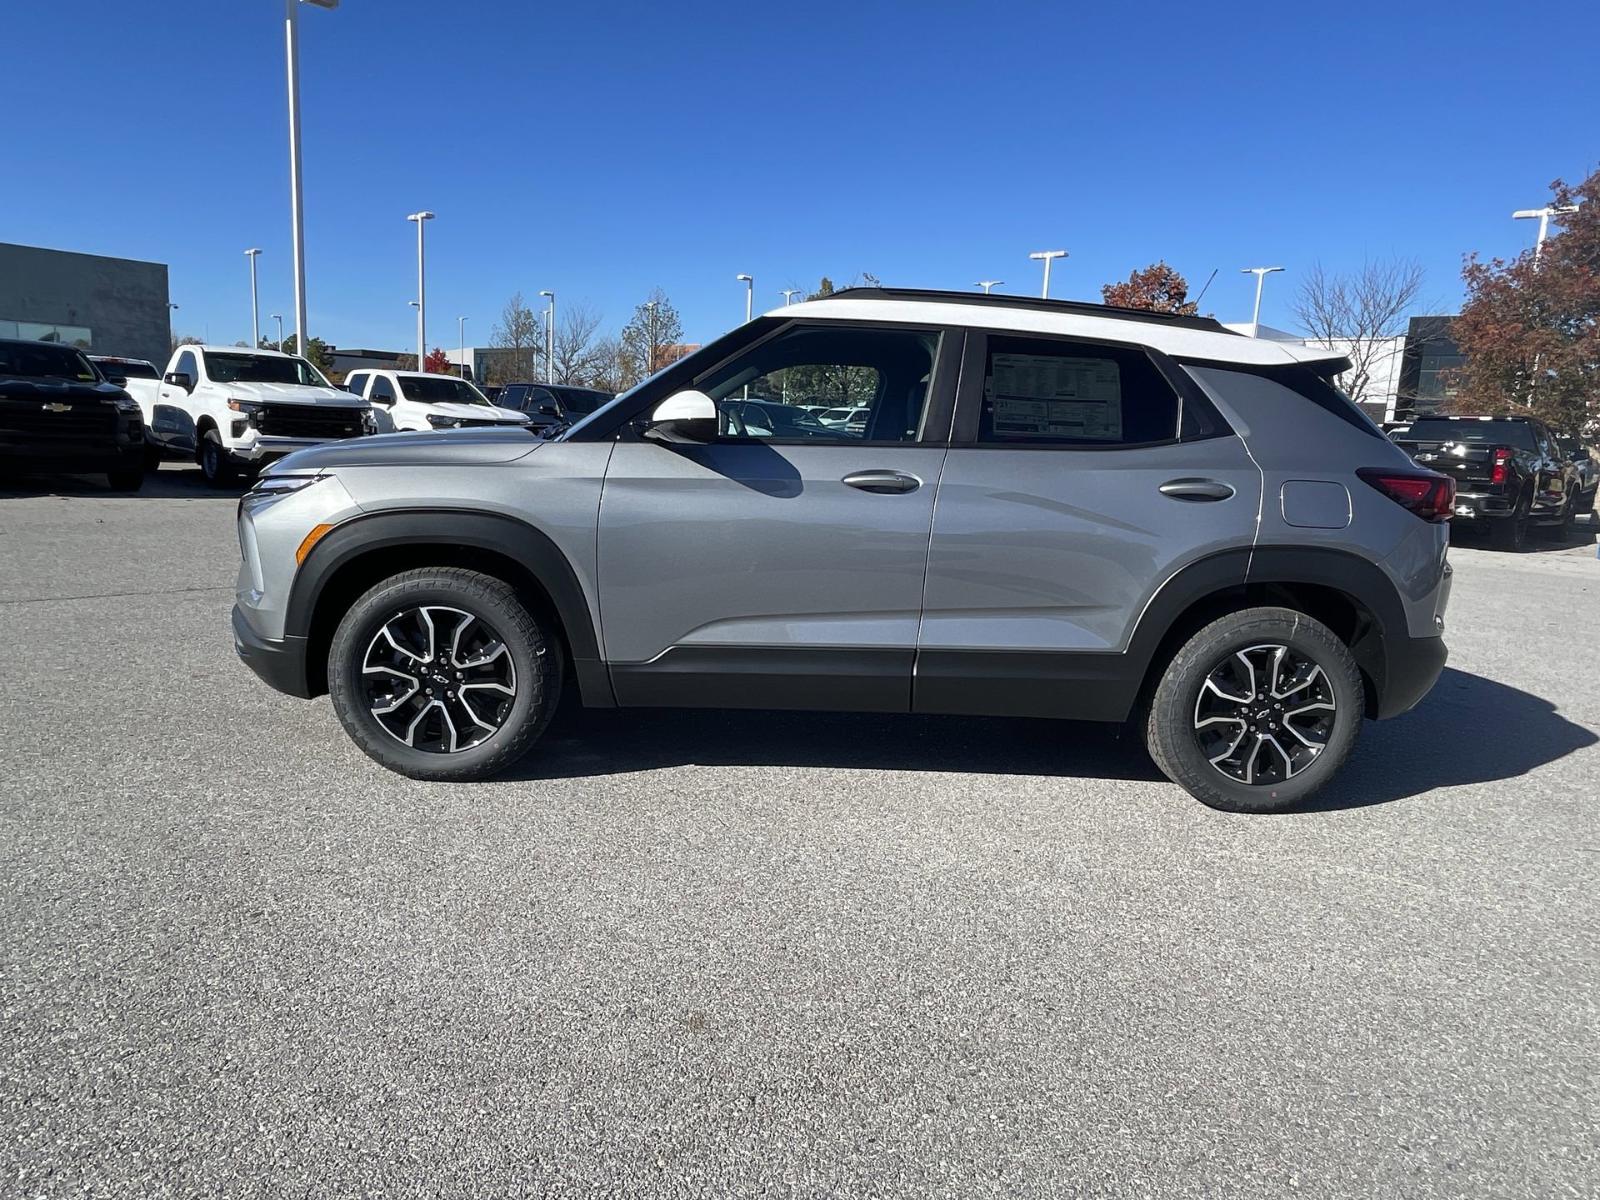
[
  {"left": 231, "top": 435, "right": 349, "bottom": 462},
  {"left": 233, "top": 604, "right": 313, "bottom": 698}
]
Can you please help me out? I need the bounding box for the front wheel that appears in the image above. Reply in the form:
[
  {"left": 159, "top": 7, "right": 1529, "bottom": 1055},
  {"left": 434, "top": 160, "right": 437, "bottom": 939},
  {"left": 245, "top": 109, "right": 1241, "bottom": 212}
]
[
  {"left": 198, "top": 430, "right": 237, "bottom": 487},
  {"left": 106, "top": 463, "right": 145, "bottom": 492},
  {"left": 1145, "top": 607, "right": 1365, "bottom": 813},
  {"left": 327, "top": 568, "right": 563, "bottom": 781}
]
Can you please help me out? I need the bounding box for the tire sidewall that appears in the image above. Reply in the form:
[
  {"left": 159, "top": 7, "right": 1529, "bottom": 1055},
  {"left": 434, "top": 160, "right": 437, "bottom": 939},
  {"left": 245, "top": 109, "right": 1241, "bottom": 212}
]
[
  {"left": 1151, "top": 611, "right": 1364, "bottom": 812},
  {"left": 328, "top": 577, "right": 557, "bottom": 777}
]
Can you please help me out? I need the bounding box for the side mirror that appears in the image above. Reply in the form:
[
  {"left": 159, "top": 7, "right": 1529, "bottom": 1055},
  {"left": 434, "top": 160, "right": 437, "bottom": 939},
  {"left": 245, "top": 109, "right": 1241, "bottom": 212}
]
[
  {"left": 536, "top": 402, "right": 561, "bottom": 418},
  {"left": 642, "top": 389, "right": 718, "bottom": 443},
  {"left": 164, "top": 371, "right": 193, "bottom": 392}
]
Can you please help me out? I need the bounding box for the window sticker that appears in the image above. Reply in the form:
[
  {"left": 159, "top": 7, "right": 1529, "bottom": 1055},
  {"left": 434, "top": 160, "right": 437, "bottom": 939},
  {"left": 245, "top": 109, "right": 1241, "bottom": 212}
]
[{"left": 988, "top": 353, "right": 1122, "bottom": 440}]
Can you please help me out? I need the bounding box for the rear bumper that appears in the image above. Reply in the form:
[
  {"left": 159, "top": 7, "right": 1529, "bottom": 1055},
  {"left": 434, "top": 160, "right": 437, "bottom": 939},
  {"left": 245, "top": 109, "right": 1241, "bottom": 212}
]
[
  {"left": 233, "top": 604, "right": 312, "bottom": 698},
  {"left": 1375, "top": 632, "right": 1448, "bottom": 719},
  {"left": 1449, "top": 491, "right": 1515, "bottom": 520}
]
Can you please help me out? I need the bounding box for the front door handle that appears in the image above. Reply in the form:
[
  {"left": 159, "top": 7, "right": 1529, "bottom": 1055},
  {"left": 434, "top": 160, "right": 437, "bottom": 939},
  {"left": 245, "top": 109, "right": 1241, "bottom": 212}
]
[
  {"left": 1159, "top": 477, "right": 1235, "bottom": 501},
  {"left": 842, "top": 469, "right": 921, "bottom": 495}
]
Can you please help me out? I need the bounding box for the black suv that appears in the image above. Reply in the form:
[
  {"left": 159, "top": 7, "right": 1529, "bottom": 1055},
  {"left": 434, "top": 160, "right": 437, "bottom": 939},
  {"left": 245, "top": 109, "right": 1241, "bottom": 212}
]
[
  {"left": 1393, "top": 414, "right": 1583, "bottom": 549},
  {"left": 0, "top": 339, "right": 146, "bottom": 491},
  {"left": 497, "top": 383, "right": 614, "bottom": 434}
]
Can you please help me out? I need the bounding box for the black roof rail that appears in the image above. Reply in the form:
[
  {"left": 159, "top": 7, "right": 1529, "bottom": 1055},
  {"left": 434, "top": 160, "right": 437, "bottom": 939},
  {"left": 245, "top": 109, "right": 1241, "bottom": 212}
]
[{"left": 823, "top": 287, "right": 1236, "bottom": 334}]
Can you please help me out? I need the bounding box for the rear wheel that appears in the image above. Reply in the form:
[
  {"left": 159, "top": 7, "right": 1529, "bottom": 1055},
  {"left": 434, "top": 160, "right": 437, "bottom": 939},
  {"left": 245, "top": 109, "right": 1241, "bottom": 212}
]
[
  {"left": 1145, "top": 607, "right": 1365, "bottom": 813},
  {"left": 327, "top": 568, "right": 562, "bottom": 781},
  {"left": 106, "top": 463, "right": 145, "bottom": 492},
  {"left": 1490, "top": 499, "right": 1529, "bottom": 552}
]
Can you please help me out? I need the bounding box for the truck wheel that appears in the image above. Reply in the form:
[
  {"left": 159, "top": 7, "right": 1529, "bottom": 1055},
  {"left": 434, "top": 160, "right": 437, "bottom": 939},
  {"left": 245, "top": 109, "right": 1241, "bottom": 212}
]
[
  {"left": 1490, "top": 504, "right": 1529, "bottom": 552},
  {"left": 143, "top": 443, "right": 163, "bottom": 472},
  {"left": 326, "top": 568, "right": 563, "bottom": 781},
  {"left": 198, "top": 430, "right": 236, "bottom": 487},
  {"left": 106, "top": 463, "right": 145, "bottom": 492},
  {"left": 1145, "top": 606, "right": 1364, "bottom": 813}
]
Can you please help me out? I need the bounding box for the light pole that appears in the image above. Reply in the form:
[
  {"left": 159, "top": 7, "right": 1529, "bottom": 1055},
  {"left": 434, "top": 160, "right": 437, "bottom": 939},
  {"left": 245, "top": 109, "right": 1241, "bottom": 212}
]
[
  {"left": 457, "top": 316, "right": 468, "bottom": 379},
  {"left": 737, "top": 273, "right": 754, "bottom": 322},
  {"left": 245, "top": 248, "right": 262, "bottom": 346},
  {"left": 406, "top": 211, "right": 434, "bottom": 365},
  {"left": 285, "top": 0, "right": 339, "bottom": 354},
  {"left": 539, "top": 290, "right": 555, "bottom": 383},
  {"left": 1513, "top": 204, "right": 1581, "bottom": 267},
  {"left": 1240, "top": 266, "right": 1284, "bottom": 330},
  {"left": 271, "top": 313, "right": 284, "bottom": 351},
  {"left": 975, "top": 280, "right": 1003, "bottom": 294},
  {"left": 643, "top": 300, "right": 658, "bottom": 379},
  {"left": 781, "top": 288, "right": 802, "bottom": 306},
  {"left": 1028, "top": 250, "right": 1067, "bottom": 298}
]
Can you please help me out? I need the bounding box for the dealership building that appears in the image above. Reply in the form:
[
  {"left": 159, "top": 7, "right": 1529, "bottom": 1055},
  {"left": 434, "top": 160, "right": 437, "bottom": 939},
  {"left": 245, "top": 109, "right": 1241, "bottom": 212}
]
[{"left": 0, "top": 242, "right": 172, "bottom": 366}]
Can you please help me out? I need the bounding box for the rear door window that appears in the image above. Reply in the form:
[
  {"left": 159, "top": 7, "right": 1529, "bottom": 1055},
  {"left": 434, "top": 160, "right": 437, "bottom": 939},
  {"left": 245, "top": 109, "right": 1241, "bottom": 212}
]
[{"left": 973, "top": 335, "right": 1179, "bottom": 446}]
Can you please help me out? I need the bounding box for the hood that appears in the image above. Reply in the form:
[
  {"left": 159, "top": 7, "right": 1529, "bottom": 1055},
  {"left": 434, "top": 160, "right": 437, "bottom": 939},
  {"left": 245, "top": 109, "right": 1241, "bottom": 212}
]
[
  {"left": 0, "top": 377, "right": 131, "bottom": 404},
  {"left": 264, "top": 426, "right": 545, "bottom": 473},
  {"left": 426, "top": 401, "right": 529, "bottom": 423},
  {"left": 224, "top": 381, "right": 366, "bottom": 407}
]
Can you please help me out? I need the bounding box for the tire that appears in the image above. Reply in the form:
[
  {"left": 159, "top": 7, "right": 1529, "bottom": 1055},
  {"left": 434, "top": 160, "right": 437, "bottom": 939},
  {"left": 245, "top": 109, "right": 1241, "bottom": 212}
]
[
  {"left": 1489, "top": 500, "right": 1529, "bottom": 552},
  {"left": 1145, "top": 606, "right": 1365, "bottom": 813},
  {"left": 326, "top": 567, "right": 563, "bottom": 781},
  {"left": 106, "top": 463, "right": 145, "bottom": 492},
  {"left": 143, "top": 443, "right": 163, "bottom": 472},
  {"left": 198, "top": 429, "right": 236, "bottom": 487}
]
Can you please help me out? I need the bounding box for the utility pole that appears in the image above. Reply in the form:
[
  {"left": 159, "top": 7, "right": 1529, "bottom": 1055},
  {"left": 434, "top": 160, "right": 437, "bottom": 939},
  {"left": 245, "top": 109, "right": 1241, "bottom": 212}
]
[
  {"left": 1513, "top": 204, "right": 1581, "bottom": 267},
  {"left": 974, "top": 280, "right": 1004, "bottom": 294},
  {"left": 1240, "top": 266, "right": 1284, "bottom": 331},
  {"left": 271, "top": 313, "right": 284, "bottom": 351},
  {"left": 781, "top": 288, "right": 802, "bottom": 306},
  {"left": 457, "top": 315, "right": 468, "bottom": 379},
  {"left": 643, "top": 300, "right": 658, "bottom": 381},
  {"left": 539, "top": 290, "right": 555, "bottom": 383},
  {"left": 1028, "top": 250, "right": 1067, "bottom": 298},
  {"left": 285, "top": 0, "right": 339, "bottom": 352},
  {"left": 245, "top": 249, "right": 262, "bottom": 346},
  {"left": 406, "top": 211, "right": 434, "bottom": 365}
]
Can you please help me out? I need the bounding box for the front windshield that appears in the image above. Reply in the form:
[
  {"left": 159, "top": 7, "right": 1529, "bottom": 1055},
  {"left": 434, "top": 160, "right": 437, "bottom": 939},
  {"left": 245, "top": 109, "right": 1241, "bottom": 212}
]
[
  {"left": 0, "top": 342, "right": 99, "bottom": 382},
  {"left": 398, "top": 375, "right": 491, "bottom": 406},
  {"left": 206, "top": 351, "right": 330, "bottom": 387}
]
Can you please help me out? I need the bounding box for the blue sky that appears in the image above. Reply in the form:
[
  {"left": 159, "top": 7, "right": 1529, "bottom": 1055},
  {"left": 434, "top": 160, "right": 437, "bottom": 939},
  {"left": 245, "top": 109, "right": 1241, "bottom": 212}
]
[{"left": 4, "top": 1, "right": 1597, "bottom": 352}]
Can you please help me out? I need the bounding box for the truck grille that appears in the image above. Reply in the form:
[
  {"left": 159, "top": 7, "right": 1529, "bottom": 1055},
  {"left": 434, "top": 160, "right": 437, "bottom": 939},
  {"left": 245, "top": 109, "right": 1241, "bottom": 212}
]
[
  {"left": 256, "top": 405, "right": 366, "bottom": 440},
  {"left": 0, "top": 399, "right": 119, "bottom": 441}
]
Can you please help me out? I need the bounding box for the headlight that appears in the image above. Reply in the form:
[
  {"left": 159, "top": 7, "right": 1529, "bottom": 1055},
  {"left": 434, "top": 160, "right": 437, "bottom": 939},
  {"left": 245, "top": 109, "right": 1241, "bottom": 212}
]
[
  {"left": 227, "top": 398, "right": 263, "bottom": 413},
  {"left": 240, "top": 471, "right": 327, "bottom": 515},
  {"left": 360, "top": 408, "right": 378, "bottom": 433},
  {"left": 112, "top": 394, "right": 141, "bottom": 413},
  {"left": 426, "top": 413, "right": 461, "bottom": 429}
]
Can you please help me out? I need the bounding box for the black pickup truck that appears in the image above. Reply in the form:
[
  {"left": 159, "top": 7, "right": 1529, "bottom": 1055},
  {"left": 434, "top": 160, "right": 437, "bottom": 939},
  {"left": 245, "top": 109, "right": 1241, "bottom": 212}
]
[
  {"left": 1392, "top": 414, "right": 1582, "bottom": 550},
  {"left": 0, "top": 338, "right": 146, "bottom": 491}
]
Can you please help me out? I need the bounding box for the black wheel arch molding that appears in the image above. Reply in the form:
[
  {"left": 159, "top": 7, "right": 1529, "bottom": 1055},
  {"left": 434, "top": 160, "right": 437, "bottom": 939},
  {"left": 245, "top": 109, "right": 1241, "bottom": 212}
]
[{"left": 282, "top": 507, "right": 611, "bottom": 706}]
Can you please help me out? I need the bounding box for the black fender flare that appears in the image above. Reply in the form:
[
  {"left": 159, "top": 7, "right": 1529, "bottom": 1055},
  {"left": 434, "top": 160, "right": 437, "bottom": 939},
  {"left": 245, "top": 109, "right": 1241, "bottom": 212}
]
[
  {"left": 286, "top": 507, "right": 609, "bottom": 704},
  {"left": 1124, "top": 544, "right": 1413, "bottom": 715}
]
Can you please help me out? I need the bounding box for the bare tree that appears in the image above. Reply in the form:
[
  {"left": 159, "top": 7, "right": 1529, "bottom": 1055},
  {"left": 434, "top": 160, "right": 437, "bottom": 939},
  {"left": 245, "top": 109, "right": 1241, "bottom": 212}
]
[
  {"left": 489, "top": 291, "right": 541, "bottom": 384},
  {"left": 1291, "top": 259, "right": 1425, "bottom": 405},
  {"left": 619, "top": 288, "right": 684, "bottom": 388},
  {"left": 586, "top": 335, "right": 627, "bottom": 394},
  {"left": 552, "top": 301, "right": 605, "bottom": 385}
]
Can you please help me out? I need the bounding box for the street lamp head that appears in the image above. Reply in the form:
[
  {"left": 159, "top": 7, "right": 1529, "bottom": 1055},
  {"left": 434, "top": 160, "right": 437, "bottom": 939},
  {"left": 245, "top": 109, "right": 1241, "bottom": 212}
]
[
  {"left": 245, "top": 247, "right": 262, "bottom": 257},
  {"left": 301, "top": 0, "right": 340, "bottom": 8},
  {"left": 271, "top": 313, "right": 282, "bottom": 320},
  {"left": 1241, "top": 265, "right": 1284, "bottom": 275},
  {"left": 406, "top": 211, "right": 435, "bottom": 222},
  {"left": 1029, "top": 250, "right": 1067, "bottom": 261},
  {"left": 539, "top": 290, "right": 554, "bottom": 299},
  {"left": 736, "top": 274, "right": 753, "bottom": 283}
]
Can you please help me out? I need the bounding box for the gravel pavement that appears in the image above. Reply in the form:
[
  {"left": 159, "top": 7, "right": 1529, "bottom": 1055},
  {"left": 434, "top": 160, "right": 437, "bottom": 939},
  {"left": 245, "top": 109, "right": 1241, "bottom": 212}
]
[{"left": 2, "top": 468, "right": 1597, "bottom": 1198}]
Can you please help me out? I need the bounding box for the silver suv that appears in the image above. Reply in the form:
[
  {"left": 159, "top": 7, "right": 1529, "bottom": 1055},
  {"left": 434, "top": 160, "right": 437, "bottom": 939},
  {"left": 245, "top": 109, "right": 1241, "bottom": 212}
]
[{"left": 233, "top": 288, "right": 1453, "bottom": 812}]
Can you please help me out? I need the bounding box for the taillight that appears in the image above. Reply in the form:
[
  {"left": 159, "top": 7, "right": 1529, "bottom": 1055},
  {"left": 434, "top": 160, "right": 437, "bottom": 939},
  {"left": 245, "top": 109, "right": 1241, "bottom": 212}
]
[
  {"left": 1489, "top": 446, "right": 1513, "bottom": 486},
  {"left": 1357, "top": 467, "right": 1456, "bottom": 523}
]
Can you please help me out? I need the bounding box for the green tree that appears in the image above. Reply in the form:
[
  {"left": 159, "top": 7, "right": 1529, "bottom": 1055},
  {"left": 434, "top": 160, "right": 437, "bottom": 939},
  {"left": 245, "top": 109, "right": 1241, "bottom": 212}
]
[{"left": 279, "top": 334, "right": 333, "bottom": 374}]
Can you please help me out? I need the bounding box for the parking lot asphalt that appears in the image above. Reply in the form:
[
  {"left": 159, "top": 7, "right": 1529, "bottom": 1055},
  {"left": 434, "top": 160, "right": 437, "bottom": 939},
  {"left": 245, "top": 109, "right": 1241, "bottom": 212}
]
[{"left": 2, "top": 466, "right": 1597, "bottom": 1198}]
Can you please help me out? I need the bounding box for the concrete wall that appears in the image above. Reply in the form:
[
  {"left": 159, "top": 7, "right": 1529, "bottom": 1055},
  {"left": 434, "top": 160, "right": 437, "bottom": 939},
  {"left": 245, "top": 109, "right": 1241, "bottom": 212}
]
[{"left": 0, "top": 243, "right": 171, "bottom": 366}]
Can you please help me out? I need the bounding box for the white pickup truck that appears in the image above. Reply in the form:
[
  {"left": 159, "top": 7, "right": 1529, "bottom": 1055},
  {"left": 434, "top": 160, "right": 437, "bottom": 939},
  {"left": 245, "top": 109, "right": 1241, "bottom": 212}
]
[
  {"left": 146, "top": 345, "right": 375, "bottom": 484},
  {"left": 342, "top": 369, "right": 531, "bottom": 433}
]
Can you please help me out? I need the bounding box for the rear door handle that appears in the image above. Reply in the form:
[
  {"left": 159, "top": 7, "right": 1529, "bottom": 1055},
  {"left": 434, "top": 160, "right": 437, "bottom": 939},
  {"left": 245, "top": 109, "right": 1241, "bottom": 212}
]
[
  {"left": 842, "top": 469, "right": 921, "bottom": 494},
  {"left": 1159, "top": 477, "right": 1235, "bottom": 501}
]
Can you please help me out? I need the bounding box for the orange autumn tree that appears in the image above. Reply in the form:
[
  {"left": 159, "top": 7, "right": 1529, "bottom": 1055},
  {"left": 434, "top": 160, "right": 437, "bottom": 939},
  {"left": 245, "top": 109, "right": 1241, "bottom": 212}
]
[
  {"left": 423, "top": 347, "right": 453, "bottom": 375},
  {"left": 1450, "top": 170, "right": 1600, "bottom": 434},
  {"left": 1101, "top": 261, "right": 1199, "bottom": 315}
]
